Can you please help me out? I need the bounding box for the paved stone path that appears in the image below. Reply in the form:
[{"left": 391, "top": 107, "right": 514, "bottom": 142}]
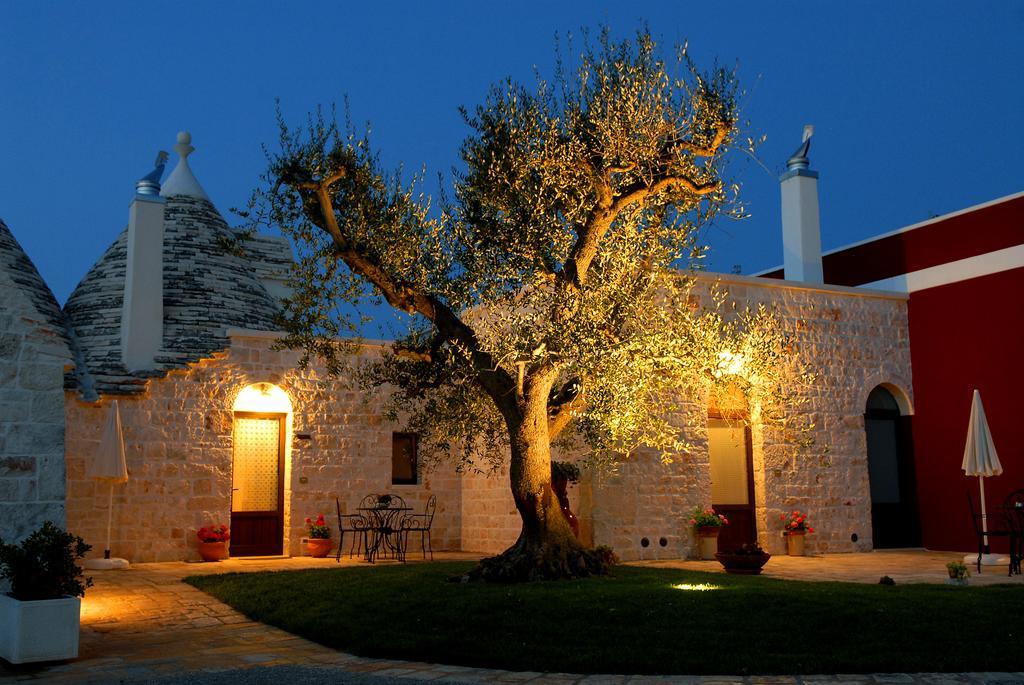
[
  {"left": 1, "top": 551, "right": 1021, "bottom": 684},
  {"left": 635, "top": 548, "right": 1024, "bottom": 586}
]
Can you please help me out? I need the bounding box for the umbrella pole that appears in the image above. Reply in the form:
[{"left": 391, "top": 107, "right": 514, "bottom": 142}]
[
  {"left": 104, "top": 482, "right": 113, "bottom": 560},
  {"left": 979, "top": 475, "right": 990, "bottom": 553}
]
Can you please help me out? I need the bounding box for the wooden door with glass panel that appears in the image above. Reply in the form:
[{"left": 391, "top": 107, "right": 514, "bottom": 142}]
[
  {"left": 708, "top": 418, "right": 756, "bottom": 553},
  {"left": 230, "top": 412, "right": 285, "bottom": 556}
]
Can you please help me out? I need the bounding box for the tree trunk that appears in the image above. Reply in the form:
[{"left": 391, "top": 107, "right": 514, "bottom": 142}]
[{"left": 464, "top": 384, "right": 611, "bottom": 581}]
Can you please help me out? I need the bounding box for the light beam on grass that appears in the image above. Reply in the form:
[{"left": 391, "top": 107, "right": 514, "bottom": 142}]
[{"left": 670, "top": 582, "right": 722, "bottom": 592}]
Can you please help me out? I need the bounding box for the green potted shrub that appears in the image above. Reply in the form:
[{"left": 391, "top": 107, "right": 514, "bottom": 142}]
[
  {"left": 946, "top": 561, "right": 970, "bottom": 585},
  {"left": 715, "top": 542, "right": 772, "bottom": 575},
  {"left": 0, "top": 521, "right": 92, "bottom": 663}
]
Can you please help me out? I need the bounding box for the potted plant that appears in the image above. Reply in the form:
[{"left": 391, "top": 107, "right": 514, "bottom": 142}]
[
  {"left": 780, "top": 510, "right": 814, "bottom": 556},
  {"left": 0, "top": 521, "right": 92, "bottom": 663},
  {"left": 551, "top": 461, "right": 581, "bottom": 538},
  {"left": 304, "top": 514, "right": 332, "bottom": 558},
  {"left": 946, "top": 561, "right": 970, "bottom": 585},
  {"left": 689, "top": 507, "right": 729, "bottom": 560},
  {"left": 196, "top": 524, "right": 230, "bottom": 562},
  {"left": 715, "top": 542, "right": 771, "bottom": 575}
]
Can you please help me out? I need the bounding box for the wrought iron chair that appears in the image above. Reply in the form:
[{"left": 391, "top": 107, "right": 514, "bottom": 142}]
[
  {"left": 401, "top": 494, "right": 437, "bottom": 560},
  {"left": 1003, "top": 489, "right": 1024, "bottom": 575},
  {"left": 966, "top": 491, "right": 1012, "bottom": 574},
  {"left": 335, "top": 498, "right": 370, "bottom": 562}
]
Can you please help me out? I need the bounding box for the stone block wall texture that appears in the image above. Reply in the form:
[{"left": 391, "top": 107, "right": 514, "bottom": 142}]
[
  {"left": 65, "top": 333, "right": 463, "bottom": 563},
  {"left": 0, "top": 260, "right": 72, "bottom": 543},
  {"left": 586, "top": 275, "right": 912, "bottom": 560},
  {"left": 64, "top": 274, "right": 911, "bottom": 563}
]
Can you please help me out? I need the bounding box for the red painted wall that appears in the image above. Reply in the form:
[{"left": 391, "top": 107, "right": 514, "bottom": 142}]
[
  {"left": 761, "top": 194, "right": 1024, "bottom": 285},
  {"left": 908, "top": 266, "right": 1024, "bottom": 552}
]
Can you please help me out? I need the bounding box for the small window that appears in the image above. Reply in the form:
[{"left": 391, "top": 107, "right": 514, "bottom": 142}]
[{"left": 392, "top": 432, "right": 418, "bottom": 485}]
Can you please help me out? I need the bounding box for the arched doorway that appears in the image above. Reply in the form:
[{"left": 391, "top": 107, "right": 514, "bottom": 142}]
[
  {"left": 865, "top": 385, "right": 920, "bottom": 548},
  {"left": 231, "top": 383, "right": 292, "bottom": 556}
]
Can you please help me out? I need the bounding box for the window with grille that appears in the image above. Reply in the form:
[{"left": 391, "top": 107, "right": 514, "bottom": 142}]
[{"left": 392, "top": 432, "right": 418, "bottom": 485}]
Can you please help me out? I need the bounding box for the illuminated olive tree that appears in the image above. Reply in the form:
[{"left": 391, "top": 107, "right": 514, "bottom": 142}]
[{"left": 252, "top": 30, "right": 786, "bottom": 580}]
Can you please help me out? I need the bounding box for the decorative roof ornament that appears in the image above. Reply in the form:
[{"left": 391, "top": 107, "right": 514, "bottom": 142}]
[
  {"left": 159, "top": 131, "right": 210, "bottom": 200},
  {"left": 786, "top": 124, "right": 814, "bottom": 171},
  {"left": 135, "top": 151, "right": 169, "bottom": 196}
]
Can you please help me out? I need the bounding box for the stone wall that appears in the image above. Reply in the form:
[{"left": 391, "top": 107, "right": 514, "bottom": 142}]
[
  {"left": 64, "top": 274, "right": 911, "bottom": 563},
  {"left": 459, "top": 465, "right": 520, "bottom": 554},
  {"left": 65, "top": 332, "right": 463, "bottom": 563},
  {"left": 0, "top": 262, "right": 72, "bottom": 542},
  {"left": 580, "top": 274, "right": 913, "bottom": 560}
]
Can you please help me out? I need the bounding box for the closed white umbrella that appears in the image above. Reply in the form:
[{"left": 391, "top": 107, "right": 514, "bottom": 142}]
[
  {"left": 84, "top": 400, "right": 130, "bottom": 570},
  {"left": 961, "top": 389, "right": 1007, "bottom": 567}
]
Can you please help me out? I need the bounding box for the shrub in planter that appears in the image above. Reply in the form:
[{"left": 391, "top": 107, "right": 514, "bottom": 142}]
[
  {"left": 715, "top": 542, "right": 771, "bottom": 575},
  {"left": 946, "top": 561, "right": 970, "bottom": 585},
  {"left": 0, "top": 521, "right": 92, "bottom": 663}
]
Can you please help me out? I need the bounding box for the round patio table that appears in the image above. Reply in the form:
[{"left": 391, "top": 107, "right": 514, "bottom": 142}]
[{"left": 358, "top": 506, "right": 411, "bottom": 563}]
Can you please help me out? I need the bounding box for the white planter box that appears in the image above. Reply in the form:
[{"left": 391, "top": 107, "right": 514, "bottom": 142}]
[{"left": 0, "top": 593, "right": 80, "bottom": 664}]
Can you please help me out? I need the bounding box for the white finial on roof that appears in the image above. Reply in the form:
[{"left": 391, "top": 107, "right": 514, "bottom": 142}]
[{"left": 159, "top": 131, "right": 210, "bottom": 200}]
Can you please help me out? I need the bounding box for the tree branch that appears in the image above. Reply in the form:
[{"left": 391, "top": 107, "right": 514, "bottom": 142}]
[
  {"left": 557, "top": 121, "right": 730, "bottom": 292},
  {"left": 290, "top": 170, "right": 519, "bottom": 418},
  {"left": 547, "top": 376, "right": 582, "bottom": 439},
  {"left": 547, "top": 400, "right": 581, "bottom": 440},
  {"left": 669, "top": 121, "right": 731, "bottom": 158},
  {"left": 558, "top": 173, "right": 719, "bottom": 290}
]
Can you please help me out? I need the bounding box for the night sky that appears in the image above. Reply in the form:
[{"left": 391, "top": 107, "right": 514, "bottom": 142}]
[{"left": 1, "top": 2, "right": 1021, "bottom": 311}]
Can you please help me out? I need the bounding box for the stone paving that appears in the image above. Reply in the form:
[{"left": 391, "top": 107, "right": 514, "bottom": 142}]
[
  {"left": 634, "top": 548, "right": 1024, "bottom": 586},
  {"left": 0, "top": 551, "right": 1021, "bottom": 684}
]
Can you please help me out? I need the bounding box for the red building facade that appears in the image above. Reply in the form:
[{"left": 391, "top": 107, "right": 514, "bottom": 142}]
[{"left": 762, "top": 192, "right": 1024, "bottom": 552}]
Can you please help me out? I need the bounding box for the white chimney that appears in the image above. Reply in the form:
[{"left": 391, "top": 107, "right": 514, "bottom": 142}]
[
  {"left": 780, "top": 125, "right": 824, "bottom": 284},
  {"left": 121, "top": 153, "right": 167, "bottom": 371}
]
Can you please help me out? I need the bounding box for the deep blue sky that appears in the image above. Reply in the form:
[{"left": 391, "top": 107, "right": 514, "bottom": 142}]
[{"left": 1, "top": 2, "right": 1022, "bottom": 307}]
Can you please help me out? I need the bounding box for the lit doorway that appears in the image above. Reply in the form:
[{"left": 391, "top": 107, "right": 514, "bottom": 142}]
[
  {"left": 230, "top": 383, "right": 292, "bottom": 557},
  {"left": 708, "top": 419, "right": 757, "bottom": 552}
]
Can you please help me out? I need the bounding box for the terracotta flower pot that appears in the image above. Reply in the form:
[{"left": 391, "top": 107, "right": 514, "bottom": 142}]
[
  {"left": 197, "top": 541, "right": 228, "bottom": 562},
  {"left": 695, "top": 526, "right": 720, "bottom": 560},
  {"left": 306, "top": 538, "right": 332, "bottom": 558},
  {"left": 786, "top": 530, "right": 806, "bottom": 556}
]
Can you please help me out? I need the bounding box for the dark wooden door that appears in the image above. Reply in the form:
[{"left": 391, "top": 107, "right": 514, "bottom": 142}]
[
  {"left": 708, "top": 419, "right": 757, "bottom": 553},
  {"left": 230, "top": 412, "right": 284, "bottom": 556},
  {"left": 866, "top": 398, "right": 921, "bottom": 548}
]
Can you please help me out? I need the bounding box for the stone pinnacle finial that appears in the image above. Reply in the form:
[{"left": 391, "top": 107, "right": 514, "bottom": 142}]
[
  {"left": 159, "top": 130, "right": 210, "bottom": 200},
  {"left": 174, "top": 131, "right": 195, "bottom": 159}
]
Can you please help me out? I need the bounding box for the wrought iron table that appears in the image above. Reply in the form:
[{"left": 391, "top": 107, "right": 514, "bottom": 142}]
[{"left": 358, "top": 505, "right": 411, "bottom": 563}]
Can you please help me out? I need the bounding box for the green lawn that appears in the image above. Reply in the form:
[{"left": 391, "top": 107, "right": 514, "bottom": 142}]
[{"left": 185, "top": 562, "right": 1024, "bottom": 675}]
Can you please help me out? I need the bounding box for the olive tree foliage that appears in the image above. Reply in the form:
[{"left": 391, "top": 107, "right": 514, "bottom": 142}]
[{"left": 248, "top": 29, "right": 806, "bottom": 578}]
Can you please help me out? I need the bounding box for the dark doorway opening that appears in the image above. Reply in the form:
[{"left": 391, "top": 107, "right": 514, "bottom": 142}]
[{"left": 865, "top": 386, "right": 920, "bottom": 548}]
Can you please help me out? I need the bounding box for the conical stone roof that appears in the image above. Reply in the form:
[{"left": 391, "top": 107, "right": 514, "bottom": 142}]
[
  {"left": 64, "top": 195, "right": 285, "bottom": 396},
  {"left": 0, "top": 218, "right": 72, "bottom": 349}
]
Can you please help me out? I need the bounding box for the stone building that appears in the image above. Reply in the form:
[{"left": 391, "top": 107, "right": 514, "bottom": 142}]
[
  {"left": 0, "top": 218, "right": 73, "bottom": 541},
  {"left": 0, "top": 130, "right": 919, "bottom": 562}
]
